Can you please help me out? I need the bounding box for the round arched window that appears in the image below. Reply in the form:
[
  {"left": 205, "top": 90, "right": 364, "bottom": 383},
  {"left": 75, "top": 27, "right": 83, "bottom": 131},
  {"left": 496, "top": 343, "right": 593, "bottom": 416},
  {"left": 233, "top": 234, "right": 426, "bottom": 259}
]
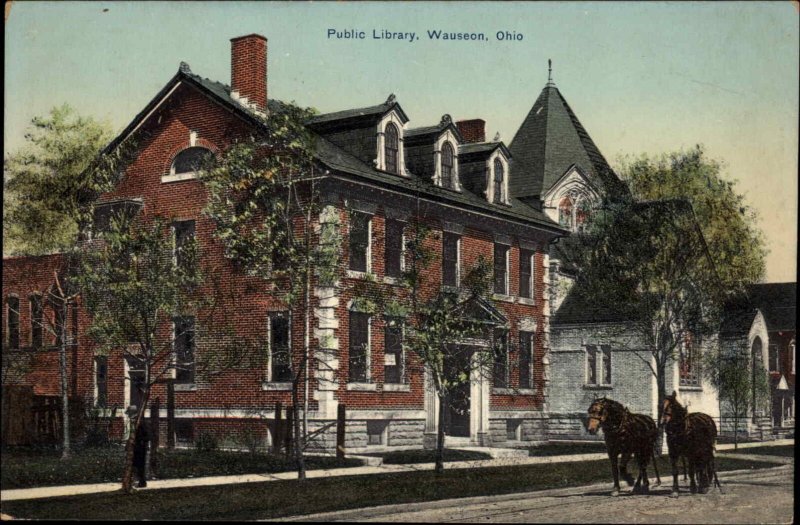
[
  {"left": 172, "top": 147, "right": 212, "bottom": 175},
  {"left": 441, "top": 142, "right": 455, "bottom": 189},
  {"left": 384, "top": 123, "right": 399, "bottom": 174},
  {"left": 493, "top": 158, "right": 504, "bottom": 204}
]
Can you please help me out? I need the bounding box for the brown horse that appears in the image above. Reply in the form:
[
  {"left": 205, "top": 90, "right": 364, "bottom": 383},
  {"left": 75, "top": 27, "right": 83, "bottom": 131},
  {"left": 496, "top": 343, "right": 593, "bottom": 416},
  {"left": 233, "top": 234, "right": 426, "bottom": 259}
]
[
  {"left": 661, "top": 391, "right": 722, "bottom": 497},
  {"left": 587, "top": 397, "right": 661, "bottom": 496}
]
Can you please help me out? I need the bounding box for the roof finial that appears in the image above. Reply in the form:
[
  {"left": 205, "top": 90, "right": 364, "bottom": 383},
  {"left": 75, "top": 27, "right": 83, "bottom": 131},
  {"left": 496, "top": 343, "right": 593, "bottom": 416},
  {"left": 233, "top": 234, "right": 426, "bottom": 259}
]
[{"left": 547, "top": 59, "right": 554, "bottom": 86}]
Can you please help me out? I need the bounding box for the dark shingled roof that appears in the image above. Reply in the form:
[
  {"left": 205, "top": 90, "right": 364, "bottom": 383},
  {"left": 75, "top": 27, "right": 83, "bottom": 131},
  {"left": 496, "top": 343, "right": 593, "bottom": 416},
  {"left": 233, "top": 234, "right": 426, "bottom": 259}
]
[
  {"left": 722, "top": 282, "right": 796, "bottom": 334},
  {"left": 508, "top": 84, "right": 628, "bottom": 200},
  {"left": 551, "top": 287, "right": 633, "bottom": 325},
  {"left": 101, "top": 64, "right": 566, "bottom": 235}
]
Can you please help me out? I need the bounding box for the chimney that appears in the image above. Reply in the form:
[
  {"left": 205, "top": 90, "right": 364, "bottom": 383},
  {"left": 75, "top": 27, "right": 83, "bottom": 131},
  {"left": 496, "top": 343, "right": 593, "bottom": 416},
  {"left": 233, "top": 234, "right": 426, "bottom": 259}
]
[
  {"left": 456, "top": 119, "right": 486, "bottom": 144},
  {"left": 230, "top": 34, "right": 268, "bottom": 112}
]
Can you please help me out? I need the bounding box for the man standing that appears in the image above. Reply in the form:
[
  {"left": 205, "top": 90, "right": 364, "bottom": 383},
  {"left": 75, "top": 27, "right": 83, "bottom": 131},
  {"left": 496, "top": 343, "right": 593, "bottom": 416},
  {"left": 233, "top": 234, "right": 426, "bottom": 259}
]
[{"left": 129, "top": 411, "right": 151, "bottom": 488}]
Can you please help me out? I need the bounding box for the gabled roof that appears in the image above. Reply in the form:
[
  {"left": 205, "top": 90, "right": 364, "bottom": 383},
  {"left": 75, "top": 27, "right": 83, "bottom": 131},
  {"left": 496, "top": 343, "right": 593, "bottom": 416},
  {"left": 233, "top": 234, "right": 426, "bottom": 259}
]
[
  {"left": 508, "top": 84, "right": 628, "bottom": 200},
  {"left": 100, "top": 63, "right": 566, "bottom": 235},
  {"left": 458, "top": 141, "right": 510, "bottom": 160},
  {"left": 405, "top": 115, "right": 463, "bottom": 144},
  {"left": 307, "top": 95, "right": 409, "bottom": 129}
]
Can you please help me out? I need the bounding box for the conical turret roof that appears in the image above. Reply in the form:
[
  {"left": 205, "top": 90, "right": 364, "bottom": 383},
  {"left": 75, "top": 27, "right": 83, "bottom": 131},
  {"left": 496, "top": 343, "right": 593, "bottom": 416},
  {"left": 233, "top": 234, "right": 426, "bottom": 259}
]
[{"left": 509, "top": 84, "right": 627, "bottom": 200}]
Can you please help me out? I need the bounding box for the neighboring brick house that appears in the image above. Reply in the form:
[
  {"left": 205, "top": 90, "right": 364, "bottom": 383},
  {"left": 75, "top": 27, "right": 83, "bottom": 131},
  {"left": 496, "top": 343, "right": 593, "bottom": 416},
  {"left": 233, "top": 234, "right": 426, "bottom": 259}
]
[
  {"left": 719, "top": 282, "right": 796, "bottom": 439},
  {"left": 3, "top": 34, "right": 570, "bottom": 450}
]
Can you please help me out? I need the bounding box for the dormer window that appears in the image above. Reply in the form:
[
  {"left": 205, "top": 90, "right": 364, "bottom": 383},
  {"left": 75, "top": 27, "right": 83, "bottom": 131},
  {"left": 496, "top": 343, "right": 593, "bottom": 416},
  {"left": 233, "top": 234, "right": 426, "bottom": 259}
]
[
  {"left": 493, "top": 158, "right": 505, "bottom": 204},
  {"left": 441, "top": 142, "right": 455, "bottom": 189},
  {"left": 384, "top": 123, "right": 399, "bottom": 174},
  {"left": 165, "top": 147, "right": 212, "bottom": 183}
]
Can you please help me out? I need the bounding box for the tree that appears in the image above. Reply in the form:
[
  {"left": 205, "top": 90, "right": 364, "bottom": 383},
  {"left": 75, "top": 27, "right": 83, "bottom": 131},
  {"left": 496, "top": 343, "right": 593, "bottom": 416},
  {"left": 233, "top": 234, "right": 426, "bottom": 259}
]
[
  {"left": 4, "top": 104, "right": 115, "bottom": 255},
  {"left": 560, "top": 147, "right": 766, "bottom": 441},
  {"left": 705, "top": 346, "right": 770, "bottom": 449},
  {"left": 202, "top": 102, "right": 328, "bottom": 480},
  {"left": 401, "top": 217, "right": 497, "bottom": 474},
  {"left": 77, "top": 213, "right": 205, "bottom": 493}
]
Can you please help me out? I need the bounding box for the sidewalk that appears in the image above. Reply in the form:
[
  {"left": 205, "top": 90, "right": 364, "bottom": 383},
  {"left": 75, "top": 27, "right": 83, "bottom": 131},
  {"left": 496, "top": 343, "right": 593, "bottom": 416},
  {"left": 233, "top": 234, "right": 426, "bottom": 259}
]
[{"left": 1, "top": 438, "right": 792, "bottom": 502}]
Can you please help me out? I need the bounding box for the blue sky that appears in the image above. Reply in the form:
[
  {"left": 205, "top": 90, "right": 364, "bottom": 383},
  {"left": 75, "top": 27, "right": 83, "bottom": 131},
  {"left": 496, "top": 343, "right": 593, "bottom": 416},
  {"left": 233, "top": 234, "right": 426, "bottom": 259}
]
[{"left": 5, "top": 1, "right": 798, "bottom": 281}]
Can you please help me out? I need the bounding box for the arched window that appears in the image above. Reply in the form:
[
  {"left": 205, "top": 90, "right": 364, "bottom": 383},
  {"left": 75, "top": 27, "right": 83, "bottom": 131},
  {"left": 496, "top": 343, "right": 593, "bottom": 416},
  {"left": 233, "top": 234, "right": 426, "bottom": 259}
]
[
  {"left": 558, "top": 196, "right": 574, "bottom": 228},
  {"left": 575, "top": 198, "right": 591, "bottom": 230},
  {"left": 172, "top": 147, "right": 211, "bottom": 176},
  {"left": 384, "top": 123, "right": 399, "bottom": 174},
  {"left": 493, "top": 158, "right": 504, "bottom": 204},
  {"left": 441, "top": 142, "right": 454, "bottom": 189}
]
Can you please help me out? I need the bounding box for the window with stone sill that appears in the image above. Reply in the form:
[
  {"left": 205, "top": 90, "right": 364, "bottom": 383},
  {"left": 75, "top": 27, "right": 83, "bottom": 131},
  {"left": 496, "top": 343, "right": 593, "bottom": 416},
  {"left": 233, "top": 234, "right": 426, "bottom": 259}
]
[
  {"left": 440, "top": 142, "right": 456, "bottom": 189},
  {"left": 442, "top": 232, "right": 460, "bottom": 288},
  {"left": 30, "top": 294, "right": 43, "bottom": 349},
  {"left": 768, "top": 344, "right": 779, "bottom": 373},
  {"left": 348, "top": 212, "right": 371, "bottom": 273},
  {"left": 384, "top": 123, "right": 400, "bottom": 175},
  {"left": 384, "top": 318, "right": 404, "bottom": 384},
  {"left": 349, "top": 311, "right": 371, "bottom": 383},
  {"left": 586, "top": 344, "right": 611, "bottom": 386},
  {"left": 174, "top": 316, "right": 195, "bottom": 385},
  {"left": 519, "top": 331, "right": 534, "bottom": 390},
  {"left": 384, "top": 219, "right": 404, "bottom": 279},
  {"left": 6, "top": 296, "right": 19, "bottom": 350},
  {"left": 679, "top": 334, "right": 700, "bottom": 387},
  {"left": 493, "top": 243, "right": 509, "bottom": 295},
  {"left": 493, "top": 329, "right": 509, "bottom": 388},
  {"left": 95, "top": 355, "right": 108, "bottom": 408},
  {"left": 170, "top": 147, "right": 212, "bottom": 178},
  {"left": 519, "top": 249, "right": 535, "bottom": 300},
  {"left": 172, "top": 220, "right": 196, "bottom": 271},
  {"left": 269, "top": 311, "right": 292, "bottom": 383}
]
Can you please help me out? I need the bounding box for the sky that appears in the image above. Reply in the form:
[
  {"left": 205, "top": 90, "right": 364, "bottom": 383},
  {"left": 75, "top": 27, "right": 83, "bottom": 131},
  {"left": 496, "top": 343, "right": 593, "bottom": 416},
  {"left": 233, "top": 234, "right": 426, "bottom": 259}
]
[{"left": 5, "top": 1, "right": 798, "bottom": 282}]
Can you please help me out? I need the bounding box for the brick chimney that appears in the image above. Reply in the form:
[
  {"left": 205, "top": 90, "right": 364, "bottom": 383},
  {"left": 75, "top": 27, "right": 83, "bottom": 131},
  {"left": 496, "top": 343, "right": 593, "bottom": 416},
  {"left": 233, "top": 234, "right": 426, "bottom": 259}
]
[
  {"left": 456, "top": 119, "right": 486, "bottom": 143},
  {"left": 230, "top": 34, "right": 268, "bottom": 112}
]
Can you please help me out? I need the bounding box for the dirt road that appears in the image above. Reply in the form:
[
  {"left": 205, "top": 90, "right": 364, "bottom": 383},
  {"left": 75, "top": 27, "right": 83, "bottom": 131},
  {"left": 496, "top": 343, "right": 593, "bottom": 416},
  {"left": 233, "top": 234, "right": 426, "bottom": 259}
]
[{"left": 286, "top": 464, "right": 793, "bottom": 524}]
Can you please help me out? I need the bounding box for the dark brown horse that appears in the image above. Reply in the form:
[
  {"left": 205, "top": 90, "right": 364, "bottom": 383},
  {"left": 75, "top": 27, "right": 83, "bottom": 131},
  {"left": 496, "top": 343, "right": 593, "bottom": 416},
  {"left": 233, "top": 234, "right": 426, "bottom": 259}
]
[
  {"left": 587, "top": 397, "right": 661, "bottom": 496},
  {"left": 661, "top": 391, "right": 722, "bottom": 497}
]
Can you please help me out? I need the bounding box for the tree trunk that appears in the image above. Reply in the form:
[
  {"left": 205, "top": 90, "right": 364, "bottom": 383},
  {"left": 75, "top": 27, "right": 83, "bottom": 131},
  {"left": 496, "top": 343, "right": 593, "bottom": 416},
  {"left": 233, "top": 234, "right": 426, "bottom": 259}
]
[
  {"left": 733, "top": 414, "right": 739, "bottom": 450},
  {"left": 292, "top": 377, "right": 306, "bottom": 480},
  {"left": 655, "top": 360, "right": 667, "bottom": 455},
  {"left": 121, "top": 388, "right": 151, "bottom": 494},
  {"left": 150, "top": 397, "right": 160, "bottom": 478},
  {"left": 303, "top": 238, "right": 311, "bottom": 444},
  {"left": 59, "top": 301, "right": 71, "bottom": 460},
  {"left": 435, "top": 392, "right": 446, "bottom": 474}
]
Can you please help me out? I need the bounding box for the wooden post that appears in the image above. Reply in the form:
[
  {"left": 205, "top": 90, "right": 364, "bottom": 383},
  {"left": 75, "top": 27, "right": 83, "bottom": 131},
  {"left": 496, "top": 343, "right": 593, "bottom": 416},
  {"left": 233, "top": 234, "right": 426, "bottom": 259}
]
[
  {"left": 150, "top": 397, "right": 160, "bottom": 477},
  {"left": 336, "top": 403, "right": 346, "bottom": 460},
  {"left": 273, "top": 402, "right": 283, "bottom": 455},
  {"left": 166, "top": 381, "right": 175, "bottom": 449},
  {"left": 284, "top": 407, "right": 293, "bottom": 459}
]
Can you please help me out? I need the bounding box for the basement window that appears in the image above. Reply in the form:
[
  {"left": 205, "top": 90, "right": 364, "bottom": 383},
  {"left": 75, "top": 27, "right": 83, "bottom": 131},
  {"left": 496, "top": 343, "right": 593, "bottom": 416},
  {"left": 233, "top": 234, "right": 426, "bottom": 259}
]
[{"left": 367, "top": 420, "right": 388, "bottom": 445}]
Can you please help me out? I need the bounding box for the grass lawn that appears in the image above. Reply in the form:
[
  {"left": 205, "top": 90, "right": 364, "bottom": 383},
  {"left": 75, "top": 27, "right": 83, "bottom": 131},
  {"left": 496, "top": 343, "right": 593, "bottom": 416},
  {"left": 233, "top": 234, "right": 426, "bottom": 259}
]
[
  {"left": 363, "top": 448, "right": 493, "bottom": 464},
  {"left": 0, "top": 446, "right": 362, "bottom": 490},
  {"left": 528, "top": 442, "right": 608, "bottom": 456},
  {"left": 0, "top": 456, "right": 777, "bottom": 520},
  {"left": 719, "top": 444, "right": 794, "bottom": 457}
]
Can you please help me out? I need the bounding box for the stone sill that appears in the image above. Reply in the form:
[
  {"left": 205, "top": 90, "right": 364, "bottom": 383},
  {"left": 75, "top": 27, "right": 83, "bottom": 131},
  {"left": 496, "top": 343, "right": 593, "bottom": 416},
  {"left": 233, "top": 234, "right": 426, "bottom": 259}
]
[
  {"left": 174, "top": 383, "right": 197, "bottom": 392},
  {"left": 383, "top": 276, "right": 403, "bottom": 286},
  {"left": 582, "top": 384, "right": 612, "bottom": 390},
  {"left": 262, "top": 382, "right": 293, "bottom": 391},
  {"left": 517, "top": 297, "right": 536, "bottom": 306},
  {"left": 492, "top": 388, "right": 536, "bottom": 396},
  {"left": 492, "top": 293, "right": 515, "bottom": 303},
  {"left": 382, "top": 384, "right": 411, "bottom": 392},
  {"left": 678, "top": 385, "right": 704, "bottom": 392},
  {"left": 347, "top": 382, "right": 377, "bottom": 391},
  {"left": 161, "top": 172, "right": 198, "bottom": 183},
  {"left": 346, "top": 270, "right": 375, "bottom": 280}
]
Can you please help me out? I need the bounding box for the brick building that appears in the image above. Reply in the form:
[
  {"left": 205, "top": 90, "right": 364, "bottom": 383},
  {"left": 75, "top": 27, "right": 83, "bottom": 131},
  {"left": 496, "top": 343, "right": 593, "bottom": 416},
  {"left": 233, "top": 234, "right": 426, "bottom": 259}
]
[{"left": 3, "top": 34, "right": 574, "bottom": 450}]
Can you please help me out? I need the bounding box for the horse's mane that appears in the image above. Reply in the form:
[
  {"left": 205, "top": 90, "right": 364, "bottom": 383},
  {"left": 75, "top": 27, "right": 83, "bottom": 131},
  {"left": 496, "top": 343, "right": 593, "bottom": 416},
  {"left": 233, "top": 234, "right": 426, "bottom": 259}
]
[{"left": 666, "top": 394, "right": 688, "bottom": 417}]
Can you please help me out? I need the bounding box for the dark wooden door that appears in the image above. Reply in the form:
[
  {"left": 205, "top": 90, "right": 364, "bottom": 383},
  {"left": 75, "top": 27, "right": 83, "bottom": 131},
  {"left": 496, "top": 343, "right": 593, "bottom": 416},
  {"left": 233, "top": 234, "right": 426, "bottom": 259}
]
[{"left": 443, "top": 346, "right": 471, "bottom": 437}]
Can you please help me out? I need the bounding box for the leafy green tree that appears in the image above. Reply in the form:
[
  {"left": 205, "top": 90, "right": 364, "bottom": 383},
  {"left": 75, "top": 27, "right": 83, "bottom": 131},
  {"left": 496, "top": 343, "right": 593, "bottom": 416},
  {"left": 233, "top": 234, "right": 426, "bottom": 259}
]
[
  {"left": 705, "top": 347, "right": 771, "bottom": 449},
  {"left": 202, "top": 102, "right": 326, "bottom": 480},
  {"left": 620, "top": 145, "right": 766, "bottom": 294},
  {"left": 401, "top": 217, "right": 497, "bottom": 474},
  {"left": 4, "top": 104, "right": 116, "bottom": 255},
  {"left": 76, "top": 213, "right": 204, "bottom": 493}
]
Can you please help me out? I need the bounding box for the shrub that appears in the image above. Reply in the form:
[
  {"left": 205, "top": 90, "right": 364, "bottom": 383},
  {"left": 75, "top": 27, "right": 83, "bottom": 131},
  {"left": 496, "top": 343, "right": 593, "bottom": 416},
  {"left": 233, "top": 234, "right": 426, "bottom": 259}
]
[{"left": 194, "top": 432, "right": 218, "bottom": 452}]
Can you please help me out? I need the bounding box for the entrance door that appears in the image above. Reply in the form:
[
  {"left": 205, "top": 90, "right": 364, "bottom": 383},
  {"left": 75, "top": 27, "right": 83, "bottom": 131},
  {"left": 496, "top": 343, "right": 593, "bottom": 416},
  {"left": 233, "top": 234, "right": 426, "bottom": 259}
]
[{"left": 443, "top": 345, "right": 471, "bottom": 437}]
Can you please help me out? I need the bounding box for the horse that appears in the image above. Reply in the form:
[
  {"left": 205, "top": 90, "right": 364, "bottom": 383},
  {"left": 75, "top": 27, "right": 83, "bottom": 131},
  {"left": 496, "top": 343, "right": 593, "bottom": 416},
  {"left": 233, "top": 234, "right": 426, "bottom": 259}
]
[
  {"left": 661, "top": 391, "right": 722, "bottom": 497},
  {"left": 587, "top": 397, "right": 661, "bottom": 496}
]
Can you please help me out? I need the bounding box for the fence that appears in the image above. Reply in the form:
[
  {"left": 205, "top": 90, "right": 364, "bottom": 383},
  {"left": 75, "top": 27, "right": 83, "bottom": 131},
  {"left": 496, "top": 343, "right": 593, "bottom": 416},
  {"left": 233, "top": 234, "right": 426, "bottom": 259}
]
[{"left": 1, "top": 385, "right": 85, "bottom": 446}]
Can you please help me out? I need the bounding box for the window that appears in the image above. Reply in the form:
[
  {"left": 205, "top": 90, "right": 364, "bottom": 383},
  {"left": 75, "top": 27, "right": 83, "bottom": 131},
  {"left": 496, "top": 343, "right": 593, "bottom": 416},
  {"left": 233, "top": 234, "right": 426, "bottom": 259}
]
[
  {"left": 172, "top": 220, "right": 196, "bottom": 270},
  {"left": 349, "top": 212, "right": 371, "bottom": 273},
  {"left": 493, "top": 158, "right": 504, "bottom": 204},
  {"left": 384, "top": 123, "right": 399, "bottom": 174},
  {"left": 519, "top": 331, "right": 534, "bottom": 389},
  {"left": 171, "top": 147, "right": 211, "bottom": 176},
  {"left": 349, "top": 312, "right": 370, "bottom": 382},
  {"left": 175, "top": 420, "right": 194, "bottom": 447},
  {"left": 384, "top": 219, "right": 404, "bottom": 279},
  {"left": 441, "top": 142, "right": 455, "bottom": 189},
  {"left": 493, "top": 330, "right": 509, "bottom": 388},
  {"left": 493, "top": 243, "right": 509, "bottom": 295},
  {"left": 127, "top": 355, "right": 146, "bottom": 410},
  {"left": 586, "top": 345, "right": 611, "bottom": 386},
  {"left": 384, "top": 319, "right": 404, "bottom": 384},
  {"left": 51, "top": 297, "right": 66, "bottom": 348},
  {"left": 95, "top": 356, "right": 108, "bottom": 408},
  {"left": 442, "top": 233, "right": 460, "bottom": 287},
  {"left": 679, "top": 335, "right": 700, "bottom": 387},
  {"left": 506, "top": 419, "right": 522, "bottom": 440},
  {"left": 174, "top": 317, "right": 195, "bottom": 384},
  {"left": 30, "top": 294, "right": 43, "bottom": 349},
  {"left": 367, "top": 420, "right": 387, "bottom": 445},
  {"left": 519, "top": 249, "right": 535, "bottom": 299},
  {"left": 559, "top": 196, "right": 574, "bottom": 229},
  {"left": 269, "top": 312, "right": 292, "bottom": 382},
  {"left": 768, "top": 344, "right": 779, "bottom": 373},
  {"left": 6, "top": 296, "right": 19, "bottom": 350}
]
